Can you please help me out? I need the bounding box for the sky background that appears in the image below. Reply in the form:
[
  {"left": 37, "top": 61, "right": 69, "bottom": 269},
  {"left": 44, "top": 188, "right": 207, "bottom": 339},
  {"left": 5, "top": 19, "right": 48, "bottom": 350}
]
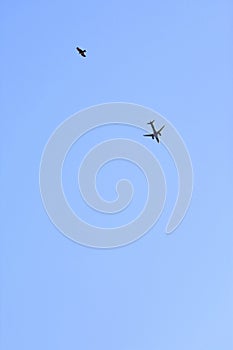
[{"left": 1, "top": 0, "right": 233, "bottom": 349}]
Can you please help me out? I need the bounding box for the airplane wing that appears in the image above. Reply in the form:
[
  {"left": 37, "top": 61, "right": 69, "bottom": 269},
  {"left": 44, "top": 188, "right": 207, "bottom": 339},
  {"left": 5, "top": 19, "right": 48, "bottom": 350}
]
[{"left": 157, "top": 125, "right": 165, "bottom": 135}]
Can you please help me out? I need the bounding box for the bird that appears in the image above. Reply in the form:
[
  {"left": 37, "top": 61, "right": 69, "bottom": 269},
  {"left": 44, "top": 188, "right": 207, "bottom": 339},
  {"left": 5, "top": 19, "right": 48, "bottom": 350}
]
[{"left": 76, "top": 47, "right": 87, "bottom": 57}]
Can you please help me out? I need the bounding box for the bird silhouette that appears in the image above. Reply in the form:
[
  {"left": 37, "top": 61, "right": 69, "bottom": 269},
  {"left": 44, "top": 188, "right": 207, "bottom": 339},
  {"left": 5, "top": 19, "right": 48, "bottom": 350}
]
[{"left": 76, "top": 47, "right": 86, "bottom": 57}]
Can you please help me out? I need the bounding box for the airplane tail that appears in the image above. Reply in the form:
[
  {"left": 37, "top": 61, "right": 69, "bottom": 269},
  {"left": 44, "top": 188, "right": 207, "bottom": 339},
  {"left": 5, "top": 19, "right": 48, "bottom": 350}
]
[{"left": 147, "top": 120, "right": 155, "bottom": 125}]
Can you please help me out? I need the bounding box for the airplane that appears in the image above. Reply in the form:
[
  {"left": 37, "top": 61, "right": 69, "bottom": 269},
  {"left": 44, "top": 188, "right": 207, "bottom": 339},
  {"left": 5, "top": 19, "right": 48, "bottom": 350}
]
[
  {"left": 76, "top": 47, "right": 87, "bottom": 57},
  {"left": 143, "top": 120, "right": 165, "bottom": 143}
]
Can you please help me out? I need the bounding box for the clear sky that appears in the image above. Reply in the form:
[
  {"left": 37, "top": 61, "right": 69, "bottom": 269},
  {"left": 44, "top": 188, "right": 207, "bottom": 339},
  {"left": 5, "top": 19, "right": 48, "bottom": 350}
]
[{"left": 1, "top": 1, "right": 233, "bottom": 349}]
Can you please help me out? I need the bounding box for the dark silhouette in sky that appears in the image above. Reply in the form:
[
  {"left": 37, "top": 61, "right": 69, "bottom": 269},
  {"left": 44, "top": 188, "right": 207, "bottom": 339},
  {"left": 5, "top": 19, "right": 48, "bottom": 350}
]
[
  {"left": 76, "top": 47, "right": 87, "bottom": 57},
  {"left": 144, "top": 120, "right": 165, "bottom": 143}
]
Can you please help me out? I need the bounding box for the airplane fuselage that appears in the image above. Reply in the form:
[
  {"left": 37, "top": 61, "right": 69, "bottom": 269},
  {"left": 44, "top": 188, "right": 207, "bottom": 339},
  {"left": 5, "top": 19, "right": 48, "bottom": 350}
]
[{"left": 147, "top": 121, "right": 159, "bottom": 142}]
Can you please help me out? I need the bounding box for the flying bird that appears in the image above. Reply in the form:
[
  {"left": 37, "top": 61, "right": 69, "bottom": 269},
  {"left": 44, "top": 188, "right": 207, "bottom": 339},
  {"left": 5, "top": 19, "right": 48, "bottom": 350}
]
[{"left": 76, "top": 47, "right": 87, "bottom": 57}]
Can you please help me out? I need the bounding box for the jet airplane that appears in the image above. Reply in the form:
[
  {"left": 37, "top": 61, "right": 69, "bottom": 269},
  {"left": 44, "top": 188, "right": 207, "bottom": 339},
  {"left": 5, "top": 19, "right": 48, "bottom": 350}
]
[
  {"left": 143, "top": 120, "right": 165, "bottom": 143},
  {"left": 76, "top": 47, "right": 87, "bottom": 57}
]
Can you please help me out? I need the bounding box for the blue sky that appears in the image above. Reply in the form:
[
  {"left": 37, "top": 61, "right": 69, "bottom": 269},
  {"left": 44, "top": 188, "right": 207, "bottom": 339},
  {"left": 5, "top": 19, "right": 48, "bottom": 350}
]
[{"left": 1, "top": 1, "right": 233, "bottom": 349}]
